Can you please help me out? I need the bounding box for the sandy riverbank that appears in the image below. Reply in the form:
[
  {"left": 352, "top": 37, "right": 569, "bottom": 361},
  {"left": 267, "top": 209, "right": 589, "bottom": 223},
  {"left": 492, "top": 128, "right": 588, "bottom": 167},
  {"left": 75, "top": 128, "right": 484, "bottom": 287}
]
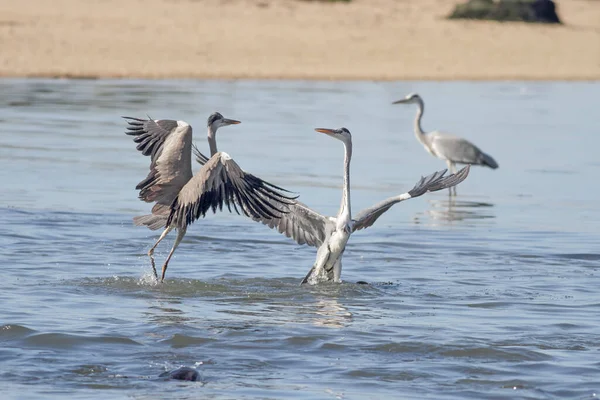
[{"left": 0, "top": 0, "right": 598, "bottom": 80}]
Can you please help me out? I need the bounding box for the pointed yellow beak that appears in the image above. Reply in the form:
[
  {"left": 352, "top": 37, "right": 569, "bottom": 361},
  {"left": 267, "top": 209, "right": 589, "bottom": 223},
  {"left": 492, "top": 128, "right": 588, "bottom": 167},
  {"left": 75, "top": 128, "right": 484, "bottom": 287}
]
[{"left": 315, "top": 128, "right": 335, "bottom": 136}]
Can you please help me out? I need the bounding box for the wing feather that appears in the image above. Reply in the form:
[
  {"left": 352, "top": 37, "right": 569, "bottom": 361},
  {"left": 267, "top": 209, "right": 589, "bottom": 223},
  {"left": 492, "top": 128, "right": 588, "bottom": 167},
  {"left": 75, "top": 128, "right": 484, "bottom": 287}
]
[
  {"left": 193, "top": 143, "right": 211, "bottom": 165},
  {"left": 186, "top": 148, "right": 328, "bottom": 246},
  {"left": 352, "top": 166, "right": 470, "bottom": 232},
  {"left": 124, "top": 117, "right": 178, "bottom": 165},
  {"left": 166, "top": 152, "right": 298, "bottom": 228},
  {"left": 430, "top": 133, "right": 494, "bottom": 167},
  {"left": 123, "top": 116, "right": 193, "bottom": 205},
  {"left": 251, "top": 201, "right": 330, "bottom": 247}
]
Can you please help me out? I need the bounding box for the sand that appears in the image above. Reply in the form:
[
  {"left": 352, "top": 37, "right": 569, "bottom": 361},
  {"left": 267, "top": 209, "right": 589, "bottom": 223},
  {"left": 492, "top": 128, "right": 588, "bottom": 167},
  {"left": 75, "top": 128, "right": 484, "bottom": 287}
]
[{"left": 0, "top": 0, "right": 598, "bottom": 80}]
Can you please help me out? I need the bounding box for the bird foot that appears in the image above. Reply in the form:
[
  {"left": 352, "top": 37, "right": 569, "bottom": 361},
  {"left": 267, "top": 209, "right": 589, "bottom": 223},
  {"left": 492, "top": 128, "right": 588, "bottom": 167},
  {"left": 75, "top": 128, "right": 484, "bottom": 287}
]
[{"left": 149, "top": 254, "right": 158, "bottom": 281}]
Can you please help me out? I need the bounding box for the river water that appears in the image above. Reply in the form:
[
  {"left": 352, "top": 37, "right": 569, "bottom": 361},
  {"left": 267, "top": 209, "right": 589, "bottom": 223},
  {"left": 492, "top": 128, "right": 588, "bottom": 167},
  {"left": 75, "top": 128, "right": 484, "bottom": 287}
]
[{"left": 0, "top": 79, "right": 598, "bottom": 399}]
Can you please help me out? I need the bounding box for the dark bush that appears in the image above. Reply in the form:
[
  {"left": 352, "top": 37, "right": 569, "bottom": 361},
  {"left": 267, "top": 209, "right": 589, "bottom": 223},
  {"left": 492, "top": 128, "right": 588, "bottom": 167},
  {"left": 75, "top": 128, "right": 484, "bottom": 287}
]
[{"left": 448, "top": 0, "right": 561, "bottom": 24}]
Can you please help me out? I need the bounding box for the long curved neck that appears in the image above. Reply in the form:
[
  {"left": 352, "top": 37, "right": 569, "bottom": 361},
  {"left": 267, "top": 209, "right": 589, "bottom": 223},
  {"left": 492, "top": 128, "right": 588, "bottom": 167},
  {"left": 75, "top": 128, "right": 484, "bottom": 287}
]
[
  {"left": 414, "top": 99, "right": 428, "bottom": 146},
  {"left": 338, "top": 140, "right": 352, "bottom": 223},
  {"left": 207, "top": 125, "right": 218, "bottom": 156}
]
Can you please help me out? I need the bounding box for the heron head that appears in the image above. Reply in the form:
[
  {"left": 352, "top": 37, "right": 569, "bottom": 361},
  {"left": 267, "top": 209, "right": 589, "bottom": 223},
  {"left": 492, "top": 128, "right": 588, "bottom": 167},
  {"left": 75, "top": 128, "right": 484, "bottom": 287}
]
[
  {"left": 207, "top": 112, "right": 241, "bottom": 131},
  {"left": 392, "top": 93, "right": 422, "bottom": 105},
  {"left": 315, "top": 127, "right": 352, "bottom": 144}
]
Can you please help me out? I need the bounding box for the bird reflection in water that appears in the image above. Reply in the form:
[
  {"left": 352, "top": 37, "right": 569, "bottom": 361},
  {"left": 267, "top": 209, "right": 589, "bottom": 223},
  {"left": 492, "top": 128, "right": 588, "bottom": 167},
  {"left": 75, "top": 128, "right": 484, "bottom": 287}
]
[
  {"left": 414, "top": 196, "right": 495, "bottom": 224},
  {"left": 309, "top": 297, "right": 353, "bottom": 329}
]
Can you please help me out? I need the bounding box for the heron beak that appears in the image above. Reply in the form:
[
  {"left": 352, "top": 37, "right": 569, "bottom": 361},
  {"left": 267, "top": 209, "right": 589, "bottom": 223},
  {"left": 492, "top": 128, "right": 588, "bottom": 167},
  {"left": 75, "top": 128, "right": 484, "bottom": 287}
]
[
  {"left": 392, "top": 99, "right": 409, "bottom": 105},
  {"left": 315, "top": 128, "right": 336, "bottom": 136},
  {"left": 222, "top": 118, "right": 241, "bottom": 125}
]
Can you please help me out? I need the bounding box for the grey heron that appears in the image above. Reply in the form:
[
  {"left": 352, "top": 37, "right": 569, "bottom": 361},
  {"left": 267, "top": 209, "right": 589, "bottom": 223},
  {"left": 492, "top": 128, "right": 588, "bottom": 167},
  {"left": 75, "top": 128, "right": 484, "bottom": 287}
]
[
  {"left": 196, "top": 127, "right": 470, "bottom": 284},
  {"left": 124, "top": 112, "right": 296, "bottom": 282},
  {"left": 392, "top": 93, "right": 498, "bottom": 195}
]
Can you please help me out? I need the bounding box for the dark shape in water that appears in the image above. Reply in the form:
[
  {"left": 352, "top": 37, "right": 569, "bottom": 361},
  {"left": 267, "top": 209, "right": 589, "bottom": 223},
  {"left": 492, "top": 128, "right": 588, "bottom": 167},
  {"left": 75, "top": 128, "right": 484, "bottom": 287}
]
[
  {"left": 160, "top": 367, "right": 199, "bottom": 382},
  {"left": 448, "top": 0, "right": 561, "bottom": 24}
]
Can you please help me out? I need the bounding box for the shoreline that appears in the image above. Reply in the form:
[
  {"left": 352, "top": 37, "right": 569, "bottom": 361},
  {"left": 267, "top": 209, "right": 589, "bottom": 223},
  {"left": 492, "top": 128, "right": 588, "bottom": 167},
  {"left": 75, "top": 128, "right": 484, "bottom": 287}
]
[
  {"left": 1, "top": 0, "right": 598, "bottom": 81},
  {"left": 2, "top": 73, "right": 597, "bottom": 82}
]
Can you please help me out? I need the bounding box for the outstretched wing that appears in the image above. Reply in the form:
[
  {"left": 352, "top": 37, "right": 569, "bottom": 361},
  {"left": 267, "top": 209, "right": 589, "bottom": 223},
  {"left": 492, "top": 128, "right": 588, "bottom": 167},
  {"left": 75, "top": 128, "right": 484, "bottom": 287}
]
[
  {"left": 123, "top": 117, "right": 193, "bottom": 205},
  {"left": 352, "top": 166, "right": 470, "bottom": 232},
  {"left": 252, "top": 201, "right": 330, "bottom": 248},
  {"left": 167, "top": 152, "right": 298, "bottom": 227},
  {"left": 192, "top": 142, "right": 210, "bottom": 165},
  {"left": 193, "top": 143, "right": 328, "bottom": 247}
]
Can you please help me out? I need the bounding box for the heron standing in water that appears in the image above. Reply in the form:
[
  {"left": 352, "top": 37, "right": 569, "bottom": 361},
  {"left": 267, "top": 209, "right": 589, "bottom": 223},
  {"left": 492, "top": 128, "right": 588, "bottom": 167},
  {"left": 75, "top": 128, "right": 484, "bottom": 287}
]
[
  {"left": 393, "top": 93, "right": 497, "bottom": 195},
  {"left": 196, "top": 127, "right": 470, "bottom": 284},
  {"left": 124, "top": 112, "right": 296, "bottom": 282}
]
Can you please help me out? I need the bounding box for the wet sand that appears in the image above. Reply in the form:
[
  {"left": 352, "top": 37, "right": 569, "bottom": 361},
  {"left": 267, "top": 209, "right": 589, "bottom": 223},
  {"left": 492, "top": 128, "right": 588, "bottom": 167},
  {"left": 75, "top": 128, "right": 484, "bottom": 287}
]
[{"left": 0, "top": 0, "right": 598, "bottom": 80}]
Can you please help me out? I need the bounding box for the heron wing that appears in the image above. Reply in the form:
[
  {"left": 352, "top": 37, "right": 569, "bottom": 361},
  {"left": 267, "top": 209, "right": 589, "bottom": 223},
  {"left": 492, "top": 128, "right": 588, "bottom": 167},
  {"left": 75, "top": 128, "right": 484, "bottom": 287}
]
[
  {"left": 429, "top": 132, "right": 487, "bottom": 165},
  {"left": 252, "top": 201, "right": 330, "bottom": 248},
  {"left": 167, "top": 152, "right": 298, "bottom": 227},
  {"left": 124, "top": 117, "right": 178, "bottom": 165},
  {"left": 124, "top": 117, "right": 193, "bottom": 205},
  {"left": 193, "top": 144, "right": 327, "bottom": 247},
  {"left": 352, "top": 166, "right": 469, "bottom": 232},
  {"left": 192, "top": 142, "right": 211, "bottom": 165}
]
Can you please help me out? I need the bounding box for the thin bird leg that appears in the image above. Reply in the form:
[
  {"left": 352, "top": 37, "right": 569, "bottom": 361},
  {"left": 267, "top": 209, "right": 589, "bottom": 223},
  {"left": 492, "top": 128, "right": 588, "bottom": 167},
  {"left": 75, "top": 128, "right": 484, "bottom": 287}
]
[
  {"left": 160, "top": 226, "right": 187, "bottom": 282},
  {"left": 451, "top": 162, "right": 458, "bottom": 196},
  {"left": 150, "top": 258, "right": 157, "bottom": 280},
  {"left": 148, "top": 226, "right": 174, "bottom": 279},
  {"left": 446, "top": 160, "right": 457, "bottom": 196}
]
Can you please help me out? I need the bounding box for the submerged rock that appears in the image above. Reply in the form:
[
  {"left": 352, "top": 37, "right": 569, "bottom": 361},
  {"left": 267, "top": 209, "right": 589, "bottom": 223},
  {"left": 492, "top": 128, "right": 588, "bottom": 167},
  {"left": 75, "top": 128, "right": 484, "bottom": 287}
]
[
  {"left": 448, "top": 0, "right": 561, "bottom": 24},
  {"left": 160, "top": 367, "right": 199, "bottom": 381}
]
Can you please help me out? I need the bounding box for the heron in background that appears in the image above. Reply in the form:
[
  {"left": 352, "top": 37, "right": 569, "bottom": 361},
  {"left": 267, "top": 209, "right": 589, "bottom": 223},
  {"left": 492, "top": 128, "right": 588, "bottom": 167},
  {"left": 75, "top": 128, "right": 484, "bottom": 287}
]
[
  {"left": 196, "top": 127, "right": 470, "bottom": 284},
  {"left": 393, "top": 93, "right": 498, "bottom": 195},
  {"left": 124, "top": 112, "right": 296, "bottom": 282}
]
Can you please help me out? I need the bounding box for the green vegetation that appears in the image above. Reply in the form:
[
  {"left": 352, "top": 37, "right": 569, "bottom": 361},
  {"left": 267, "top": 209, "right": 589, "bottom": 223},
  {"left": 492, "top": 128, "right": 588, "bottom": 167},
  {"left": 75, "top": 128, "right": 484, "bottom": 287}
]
[{"left": 448, "top": 0, "right": 561, "bottom": 24}]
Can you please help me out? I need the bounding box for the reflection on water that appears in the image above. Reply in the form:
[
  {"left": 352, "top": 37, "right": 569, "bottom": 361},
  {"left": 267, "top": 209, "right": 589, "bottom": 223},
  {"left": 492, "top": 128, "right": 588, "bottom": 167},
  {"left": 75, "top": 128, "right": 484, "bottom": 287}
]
[
  {"left": 144, "top": 303, "right": 193, "bottom": 327},
  {"left": 420, "top": 196, "right": 496, "bottom": 224},
  {"left": 136, "top": 276, "right": 356, "bottom": 330},
  {"left": 134, "top": 277, "right": 356, "bottom": 330},
  {"left": 310, "top": 297, "right": 353, "bottom": 329}
]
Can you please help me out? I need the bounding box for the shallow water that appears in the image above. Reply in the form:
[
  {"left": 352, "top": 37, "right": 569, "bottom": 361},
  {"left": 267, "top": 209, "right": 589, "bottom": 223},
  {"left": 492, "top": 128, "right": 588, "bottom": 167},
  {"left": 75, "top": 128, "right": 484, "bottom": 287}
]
[{"left": 0, "top": 79, "right": 598, "bottom": 399}]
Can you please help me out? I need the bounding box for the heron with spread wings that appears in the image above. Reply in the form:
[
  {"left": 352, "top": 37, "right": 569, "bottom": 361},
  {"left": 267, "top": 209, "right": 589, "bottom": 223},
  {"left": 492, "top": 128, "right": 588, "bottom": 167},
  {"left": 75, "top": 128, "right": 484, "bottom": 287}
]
[
  {"left": 195, "top": 127, "right": 470, "bottom": 285},
  {"left": 393, "top": 93, "right": 497, "bottom": 195},
  {"left": 124, "top": 112, "right": 296, "bottom": 282}
]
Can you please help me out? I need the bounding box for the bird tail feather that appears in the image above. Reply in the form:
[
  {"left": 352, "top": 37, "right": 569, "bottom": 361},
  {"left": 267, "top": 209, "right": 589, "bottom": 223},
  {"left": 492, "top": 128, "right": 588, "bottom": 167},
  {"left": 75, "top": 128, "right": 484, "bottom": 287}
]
[
  {"left": 133, "top": 204, "right": 171, "bottom": 231},
  {"left": 480, "top": 152, "right": 498, "bottom": 169},
  {"left": 133, "top": 214, "right": 167, "bottom": 231}
]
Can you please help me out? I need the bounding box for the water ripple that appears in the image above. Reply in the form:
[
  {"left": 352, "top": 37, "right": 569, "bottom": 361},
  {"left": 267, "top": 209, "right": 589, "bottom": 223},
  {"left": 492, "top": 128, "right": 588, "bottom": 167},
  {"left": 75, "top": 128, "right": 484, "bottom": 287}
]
[{"left": 1, "top": 79, "right": 599, "bottom": 399}]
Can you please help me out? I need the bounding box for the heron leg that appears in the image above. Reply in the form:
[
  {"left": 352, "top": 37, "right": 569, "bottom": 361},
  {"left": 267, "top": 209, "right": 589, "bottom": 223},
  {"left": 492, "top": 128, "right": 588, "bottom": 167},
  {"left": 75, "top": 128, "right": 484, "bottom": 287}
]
[
  {"left": 446, "top": 161, "right": 457, "bottom": 196},
  {"left": 333, "top": 258, "right": 343, "bottom": 283},
  {"left": 160, "top": 226, "right": 187, "bottom": 282},
  {"left": 148, "top": 226, "right": 173, "bottom": 279}
]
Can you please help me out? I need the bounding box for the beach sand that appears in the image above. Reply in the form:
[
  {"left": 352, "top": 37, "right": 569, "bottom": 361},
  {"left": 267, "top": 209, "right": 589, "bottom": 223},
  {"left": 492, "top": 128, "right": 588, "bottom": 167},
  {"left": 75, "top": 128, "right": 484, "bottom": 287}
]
[{"left": 0, "top": 0, "right": 598, "bottom": 80}]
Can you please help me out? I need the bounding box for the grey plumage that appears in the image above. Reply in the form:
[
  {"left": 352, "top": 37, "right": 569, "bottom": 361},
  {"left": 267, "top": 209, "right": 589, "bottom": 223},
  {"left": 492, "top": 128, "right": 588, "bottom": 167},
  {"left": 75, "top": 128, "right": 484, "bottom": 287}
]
[
  {"left": 124, "top": 113, "right": 296, "bottom": 282},
  {"left": 253, "top": 201, "right": 330, "bottom": 247},
  {"left": 125, "top": 117, "right": 194, "bottom": 230},
  {"left": 351, "top": 166, "right": 470, "bottom": 232},
  {"left": 393, "top": 93, "right": 498, "bottom": 194},
  {"left": 429, "top": 134, "right": 498, "bottom": 169},
  {"left": 200, "top": 126, "right": 470, "bottom": 284},
  {"left": 132, "top": 212, "right": 168, "bottom": 231},
  {"left": 167, "top": 153, "right": 295, "bottom": 228},
  {"left": 193, "top": 145, "right": 329, "bottom": 248}
]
